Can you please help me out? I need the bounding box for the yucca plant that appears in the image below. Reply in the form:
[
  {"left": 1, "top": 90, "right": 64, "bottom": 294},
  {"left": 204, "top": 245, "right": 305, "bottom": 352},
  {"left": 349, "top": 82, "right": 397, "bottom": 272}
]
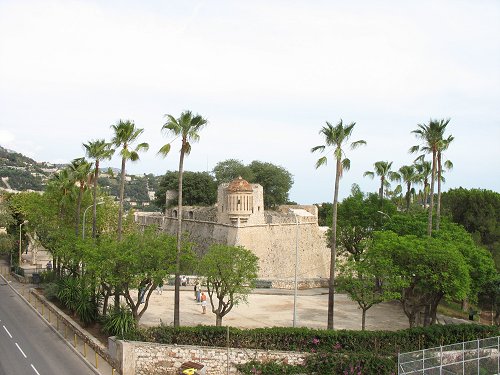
[
  {"left": 102, "top": 306, "right": 136, "bottom": 337},
  {"left": 75, "top": 287, "right": 100, "bottom": 326},
  {"left": 57, "top": 277, "right": 80, "bottom": 313}
]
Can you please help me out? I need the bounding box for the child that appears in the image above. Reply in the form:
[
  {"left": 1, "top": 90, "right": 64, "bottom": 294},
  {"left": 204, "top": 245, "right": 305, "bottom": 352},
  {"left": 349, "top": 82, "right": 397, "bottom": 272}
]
[{"left": 201, "top": 292, "right": 207, "bottom": 314}]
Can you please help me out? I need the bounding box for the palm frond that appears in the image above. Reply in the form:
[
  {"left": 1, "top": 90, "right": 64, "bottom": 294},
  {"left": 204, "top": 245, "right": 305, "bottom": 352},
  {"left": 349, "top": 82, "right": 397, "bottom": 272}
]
[
  {"left": 315, "top": 156, "right": 328, "bottom": 169},
  {"left": 341, "top": 158, "right": 351, "bottom": 172},
  {"left": 311, "top": 145, "right": 325, "bottom": 153},
  {"left": 158, "top": 144, "right": 171, "bottom": 157}
]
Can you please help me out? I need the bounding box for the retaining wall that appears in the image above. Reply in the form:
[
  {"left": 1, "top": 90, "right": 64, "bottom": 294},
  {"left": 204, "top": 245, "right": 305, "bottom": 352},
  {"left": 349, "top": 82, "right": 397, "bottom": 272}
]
[{"left": 114, "top": 339, "right": 307, "bottom": 375}]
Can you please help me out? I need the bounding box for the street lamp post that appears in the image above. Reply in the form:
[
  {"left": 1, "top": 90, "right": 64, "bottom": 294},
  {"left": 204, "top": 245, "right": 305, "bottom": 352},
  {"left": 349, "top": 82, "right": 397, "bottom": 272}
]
[
  {"left": 289, "top": 209, "right": 299, "bottom": 327},
  {"left": 377, "top": 210, "right": 391, "bottom": 220},
  {"left": 82, "top": 202, "right": 104, "bottom": 239},
  {"left": 18, "top": 220, "right": 28, "bottom": 267}
]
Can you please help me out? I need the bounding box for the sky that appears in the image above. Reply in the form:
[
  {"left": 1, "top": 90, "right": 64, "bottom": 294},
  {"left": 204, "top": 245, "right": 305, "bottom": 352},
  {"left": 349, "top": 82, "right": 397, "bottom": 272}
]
[{"left": 0, "top": 0, "right": 499, "bottom": 204}]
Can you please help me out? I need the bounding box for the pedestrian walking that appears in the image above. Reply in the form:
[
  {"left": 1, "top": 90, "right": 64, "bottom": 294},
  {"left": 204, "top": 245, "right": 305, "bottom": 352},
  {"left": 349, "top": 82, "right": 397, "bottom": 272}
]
[
  {"left": 201, "top": 292, "right": 207, "bottom": 314},
  {"left": 156, "top": 280, "right": 163, "bottom": 295},
  {"left": 194, "top": 281, "right": 199, "bottom": 300}
]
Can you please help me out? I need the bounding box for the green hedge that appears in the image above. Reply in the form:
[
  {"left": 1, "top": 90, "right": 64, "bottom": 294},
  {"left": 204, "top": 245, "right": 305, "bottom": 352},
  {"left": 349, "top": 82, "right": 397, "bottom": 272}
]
[
  {"left": 238, "top": 353, "right": 396, "bottom": 375},
  {"left": 124, "top": 324, "right": 500, "bottom": 355}
]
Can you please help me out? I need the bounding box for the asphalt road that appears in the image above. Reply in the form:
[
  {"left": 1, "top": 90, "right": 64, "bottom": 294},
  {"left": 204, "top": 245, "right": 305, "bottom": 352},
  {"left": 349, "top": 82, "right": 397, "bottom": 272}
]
[{"left": 0, "top": 279, "right": 95, "bottom": 375}]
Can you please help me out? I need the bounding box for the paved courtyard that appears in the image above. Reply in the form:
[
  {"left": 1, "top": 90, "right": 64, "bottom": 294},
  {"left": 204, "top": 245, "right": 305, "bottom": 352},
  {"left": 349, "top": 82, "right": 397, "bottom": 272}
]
[{"left": 137, "top": 287, "right": 412, "bottom": 331}]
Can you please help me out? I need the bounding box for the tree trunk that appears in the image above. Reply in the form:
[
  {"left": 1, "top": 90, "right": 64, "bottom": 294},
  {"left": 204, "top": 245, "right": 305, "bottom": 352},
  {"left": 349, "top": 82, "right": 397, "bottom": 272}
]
[
  {"left": 379, "top": 177, "right": 384, "bottom": 199},
  {"left": 327, "top": 157, "right": 341, "bottom": 330},
  {"left": 216, "top": 314, "right": 223, "bottom": 327},
  {"left": 174, "top": 147, "right": 185, "bottom": 328},
  {"left": 427, "top": 150, "right": 437, "bottom": 236},
  {"left": 117, "top": 156, "right": 126, "bottom": 242},
  {"left": 361, "top": 308, "right": 367, "bottom": 331},
  {"left": 423, "top": 179, "right": 428, "bottom": 209},
  {"left": 75, "top": 187, "right": 83, "bottom": 236},
  {"left": 92, "top": 160, "right": 99, "bottom": 238},
  {"left": 406, "top": 182, "right": 411, "bottom": 212},
  {"left": 436, "top": 152, "right": 442, "bottom": 231}
]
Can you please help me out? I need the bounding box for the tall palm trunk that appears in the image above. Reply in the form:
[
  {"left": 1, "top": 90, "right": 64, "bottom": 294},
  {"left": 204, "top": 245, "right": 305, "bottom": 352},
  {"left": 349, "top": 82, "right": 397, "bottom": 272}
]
[
  {"left": 115, "top": 156, "right": 127, "bottom": 310},
  {"left": 406, "top": 182, "right": 411, "bottom": 212},
  {"left": 174, "top": 146, "right": 185, "bottom": 328},
  {"left": 423, "top": 178, "right": 428, "bottom": 209},
  {"left": 75, "top": 186, "right": 83, "bottom": 236},
  {"left": 379, "top": 176, "right": 385, "bottom": 199},
  {"left": 427, "top": 150, "right": 437, "bottom": 236},
  {"left": 435, "top": 152, "right": 442, "bottom": 231},
  {"left": 327, "top": 157, "right": 341, "bottom": 330},
  {"left": 92, "top": 160, "right": 99, "bottom": 238},
  {"left": 117, "top": 156, "right": 126, "bottom": 242}
]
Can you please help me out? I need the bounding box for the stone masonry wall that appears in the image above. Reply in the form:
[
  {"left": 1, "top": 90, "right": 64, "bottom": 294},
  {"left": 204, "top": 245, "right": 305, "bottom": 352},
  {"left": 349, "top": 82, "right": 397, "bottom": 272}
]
[
  {"left": 117, "top": 340, "right": 307, "bottom": 375},
  {"left": 136, "top": 213, "right": 330, "bottom": 281}
]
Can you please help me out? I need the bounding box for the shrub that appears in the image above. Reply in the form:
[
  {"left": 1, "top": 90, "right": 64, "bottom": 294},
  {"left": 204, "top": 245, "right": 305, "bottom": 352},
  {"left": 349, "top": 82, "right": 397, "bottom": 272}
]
[
  {"left": 56, "top": 277, "right": 80, "bottom": 313},
  {"left": 75, "top": 287, "right": 99, "bottom": 326},
  {"left": 43, "top": 282, "right": 59, "bottom": 302},
  {"left": 102, "top": 306, "right": 136, "bottom": 337}
]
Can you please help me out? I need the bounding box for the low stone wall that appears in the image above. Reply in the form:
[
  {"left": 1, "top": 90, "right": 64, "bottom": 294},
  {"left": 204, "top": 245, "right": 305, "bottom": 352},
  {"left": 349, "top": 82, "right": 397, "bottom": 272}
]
[
  {"left": 267, "top": 278, "right": 329, "bottom": 289},
  {"left": 116, "top": 340, "right": 307, "bottom": 375}
]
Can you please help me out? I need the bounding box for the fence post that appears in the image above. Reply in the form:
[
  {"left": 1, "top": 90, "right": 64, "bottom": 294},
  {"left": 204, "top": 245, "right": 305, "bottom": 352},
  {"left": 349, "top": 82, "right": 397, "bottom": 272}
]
[
  {"left": 95, "top": 352, "right": 98, "bottom": 368},
  {"left": 74, "top": 333, "right": 77, "bottom": 348},
  {"left": 84, "top": 342, "right": 87, "bottom": 357},
  {"left": 477, "top": 339, "right": 480, "bottom": 375}
]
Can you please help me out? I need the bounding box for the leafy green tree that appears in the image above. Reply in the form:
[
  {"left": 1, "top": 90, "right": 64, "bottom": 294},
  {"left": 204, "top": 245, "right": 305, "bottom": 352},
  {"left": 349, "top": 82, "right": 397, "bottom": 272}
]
[
  {"left": 213, "top": 159, "right": 254, "bottom": 183},
  {"left": 212, "top": 159, "right": 293, "bottom": 208},
  {"left": 363, "top": 161, "right": 400, "bottom": 199},
  {"left": 83, "top": 139, "right": 115, "bottom": 238},
  {"left": 337, "top": 250, "right": 405, "bottom": 330},
  {"left": 372, "top": 230, "right": 470, "bottom": 327},
  {"left": 85, "top": 227, "right": 179, "bottom": 321},
  {"left": 441, "top": 188, "right": 500, "bottom": 262},
  {"left": 158, "top": 110, "right": 208, "bottom": 328},
  {"left": 154, "top": 171, "right": 217, "bottom": 211},
  {"left": 248, "top": 161, "right": 293, "bottom": 208},
  {"left": 336, "top": 190, "right": 396, "bottom": 261},
  {"left": 201, "top": 244, "right": 259, "bottom": 326},
  {"left": 111, "top": 119, "right": 149, "bottom": 241},
  {"left": 315, "top": 202, "right": 333, "bottom": 227},
  {"left": 410, "top": 118, "right": 451, "bottom": 236},
  {"left": 311, "top": 119, "right": 366, "bottom": 329}
]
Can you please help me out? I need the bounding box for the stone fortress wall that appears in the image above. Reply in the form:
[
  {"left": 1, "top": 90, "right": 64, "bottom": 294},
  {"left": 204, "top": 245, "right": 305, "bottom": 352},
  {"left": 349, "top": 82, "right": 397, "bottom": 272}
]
[{"left": 135, "top": 177, "right": 330, "bottom": 285}]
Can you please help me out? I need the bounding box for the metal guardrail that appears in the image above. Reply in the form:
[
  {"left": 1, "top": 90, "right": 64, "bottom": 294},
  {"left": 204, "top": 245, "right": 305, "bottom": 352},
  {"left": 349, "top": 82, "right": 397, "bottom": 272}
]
[{"left": 398, "top": 336, "right": 500, "bottom": 374}]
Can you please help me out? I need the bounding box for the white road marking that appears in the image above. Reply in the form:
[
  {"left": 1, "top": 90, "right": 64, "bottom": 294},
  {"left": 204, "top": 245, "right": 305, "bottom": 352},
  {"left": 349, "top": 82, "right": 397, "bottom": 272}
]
[
  {"left": 31, "top": 364, "right": 41, "bottom": 375},
  {"left": 15, "top": 342, "right": 27, "bottom": 358},
  {"left": 3, "top": 325, "right": 12, "bottom": 338}
]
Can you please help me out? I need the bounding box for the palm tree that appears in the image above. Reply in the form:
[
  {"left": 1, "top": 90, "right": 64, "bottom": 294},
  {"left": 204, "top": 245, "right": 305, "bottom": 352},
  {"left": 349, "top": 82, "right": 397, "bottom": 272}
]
[
  {"left": 410, "top": 118, "right": 450, "bottom": 236},
  {"left": 414, "top": 160, "right": 432, "bottom": 208},
  {"left": 363, "top": 161, "right": 400, "bottom": 199},
  {"left": 158, "top": 110, "right": 208, "bottom": 328},
  {"left": 435, "top": 135, "right": 454, "bottom": 230},
  {"left": 70, "top": 158, "right": 93, "bottom": 237},
  {"left": 110, "top": 120, "right": 149, "bottom": 241},
  {"left": 83, "top": 140, "right": 115, "bottom": 238},
  {"left": 311, "top": 119, "right": 366, "bottom": 330},
  {"left": 398, "top": 165, "right": 419, "bottom": 212}
]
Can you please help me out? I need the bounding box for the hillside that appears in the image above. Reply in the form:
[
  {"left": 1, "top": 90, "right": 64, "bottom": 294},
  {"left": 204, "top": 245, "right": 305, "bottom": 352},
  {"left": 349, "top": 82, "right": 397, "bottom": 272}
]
[{"left": 0, "top": 145, "right": 161, "bottom": 211}]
